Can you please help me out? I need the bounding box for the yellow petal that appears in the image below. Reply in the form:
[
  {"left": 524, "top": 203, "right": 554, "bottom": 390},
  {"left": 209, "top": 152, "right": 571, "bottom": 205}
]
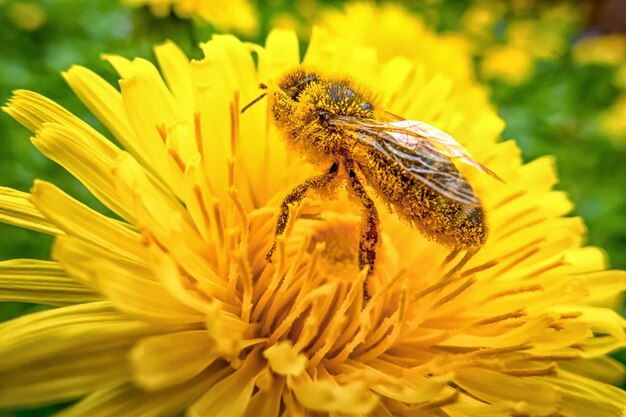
[
  {"left": 0, "top": 302, "right": 159, "bottom": 408},
  {"left": 131, "top": 330, "right": 220, "bottom": 390},
  {"left": 242, "top": 386, "right": 282, "bottom": 417},
  {"left": 560, "top": 356, "right": 625, "bottom": 386},
  {"left": 454, "top": 368, "right": 558, "bottom": 416},
  {"left": 32, "top": 122, "right": 133, "bottom": 220},
  {"left": 53, "top": 236, "right": 205, "bottom": 325},
  {"left": 574, "top": 306, "right": 626, "bottom": 356},
  {"left": 112, "top": 153, "right": 210, "bottom": 258},
  {"left": 154, "top": 40, "right": 194, "bottom": 116},
  {"left": 549, "top": 370, "right": 626, "bottom": 417},
  {"left": 584, "top": 270, "right": 626, "bottom": 309},
  {"left": 188, "top": 353, "right": 263, "bottom": 417},
  {"left": 30, "top": 180, "right": 145, "bottom": 263},
  {"left": 258, "top": 29, "right": 300, "bottom": 82},
  {"left": 0, "top": 186, "right": 61, "bottom": 235},
  {"left": 118, "top": 58, "right": 180, "bottom": 185},
  {"left": 62, "top": 65, "right": 140, "bottom": 162},
  {"left": 443, "top": 394, "right": 529, "bottom": 417},
  {"left": 372, "top": 374, "right": 451, "bottom": 404},
  {"left": 55, "top": 364, "right": 231, "bottom": 417},
  {"left": 0, "top": 259, "right": 100, "bottom": 306}
]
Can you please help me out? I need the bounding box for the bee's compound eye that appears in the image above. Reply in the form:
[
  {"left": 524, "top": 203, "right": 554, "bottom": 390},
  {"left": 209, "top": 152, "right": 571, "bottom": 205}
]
[
  {"left": 361, "top": 102, "right": 373, "bottom": 111},
  {"left": 319, "top": 110, "right": 331, "bottom": 121}
]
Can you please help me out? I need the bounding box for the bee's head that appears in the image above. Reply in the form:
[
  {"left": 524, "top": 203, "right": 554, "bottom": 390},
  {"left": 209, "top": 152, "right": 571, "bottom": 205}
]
[
  {"left": 265, "top": 67, "right": 322, "bottom": 127},
  {"left": 278, "top": 69, "right": 320, "bottom": 102}
]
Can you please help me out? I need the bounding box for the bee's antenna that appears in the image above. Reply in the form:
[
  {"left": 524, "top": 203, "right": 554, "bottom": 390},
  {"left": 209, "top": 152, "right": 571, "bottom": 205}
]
[{"left": 241, "top": 83, "right": 268, "bottom": 114}]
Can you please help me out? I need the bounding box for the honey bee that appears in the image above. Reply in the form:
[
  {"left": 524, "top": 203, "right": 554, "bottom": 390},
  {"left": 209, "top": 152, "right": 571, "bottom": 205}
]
[{"left": 242, "top": 66, "right": 501, "bottom": 296}]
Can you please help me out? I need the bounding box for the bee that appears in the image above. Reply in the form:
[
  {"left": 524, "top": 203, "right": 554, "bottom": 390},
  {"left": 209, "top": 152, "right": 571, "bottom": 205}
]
[{"left": 242, "top": 66, "right": 501, "bottom": 297}]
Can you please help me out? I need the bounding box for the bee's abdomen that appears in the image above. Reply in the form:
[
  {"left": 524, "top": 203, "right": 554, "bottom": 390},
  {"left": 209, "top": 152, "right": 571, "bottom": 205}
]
[{"left": 355, "top": 148, "right": 487, "bottom": 248}]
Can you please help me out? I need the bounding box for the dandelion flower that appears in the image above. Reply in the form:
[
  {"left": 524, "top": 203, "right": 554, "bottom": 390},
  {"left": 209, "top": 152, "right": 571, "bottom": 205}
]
[
  {"left": 316, "top": 2, "right": 475, "bottom": 84},
  {"left": 600, "top": 94, "right": 626, "bottom": 141},
  {"left": 481, "top": 44, "right": 534, "bottom": 84},
  {"left": 1, "top": 27, "right": 626, "bottom": 416},
  {"left": 7, "top": 1, "right": 47, "bottom": 31},
  {"left": 123, "top": 0, "right": 257, "bottom": 35},
  {"left": 573, "top": 34, "right": 626, "bottom": 66}
]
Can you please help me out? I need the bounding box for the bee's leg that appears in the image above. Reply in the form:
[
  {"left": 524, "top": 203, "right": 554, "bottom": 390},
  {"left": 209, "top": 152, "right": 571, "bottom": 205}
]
[
  {"left": 266, "top": 162, "right": 339, "bottom": 262},
  {"left": 347, "top": 169, "right": 379, "bottom": 300}
]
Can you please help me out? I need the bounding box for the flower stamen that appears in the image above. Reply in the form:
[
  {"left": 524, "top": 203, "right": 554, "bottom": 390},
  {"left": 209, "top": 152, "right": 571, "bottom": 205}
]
[
  {"left": 487, "top": 284, "right": 544, "bottom": 301},
  {"left": 503, "top": 363, "right": 558, "bottom": 377},
  {"left": 474, "top": 308, "right": 527, "bottom": 326},
  {"left": 193, "top": 185, "right": 212, "bottom": 235},
  {"left": 432, "top": 277, "right": 476, "bottom": 309},
  {"left": 168, "top": 148, "right": 186, "bottom": 172},
  {"left": 229, "top": 91, "right": 240, "bottom": 157},
  {"left": 156, "top": 123, "right": 167, "bottom": 143},
  {"left": 194, "top": 111, "right": 204, "bottom": 157}
]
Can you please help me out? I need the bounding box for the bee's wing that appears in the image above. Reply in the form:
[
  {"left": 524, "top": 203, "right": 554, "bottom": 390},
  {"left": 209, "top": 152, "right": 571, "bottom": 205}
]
[
  {"left": 385, "top": 119, "right": 502, "bottom": 181},
  {"left": 331, "top": 116, "right": 497, "bottom": 206}
]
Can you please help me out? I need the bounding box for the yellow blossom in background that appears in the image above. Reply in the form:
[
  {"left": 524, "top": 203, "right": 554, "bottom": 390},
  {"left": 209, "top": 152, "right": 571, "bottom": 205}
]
[
  {"left": 7, "top": 1, "right": 46, "bottom": 31},
  {"left": 616, "top": 63, "right": 626, "bottom": 89},
  {"left": 481, "top": 44, "right": 534, "bottom": 84},
  {"left": 458, "top": 0, "right": 583, "bottom": 85},
  {"left": 1, "top": 23, "right": 626, "bottom": 417},
  {"left": 507, "top": 20, "right": 568, "bottom": 60},
  {"left": 574, "top": 34, "right": 626, "bottom": 66},
  {"left": 269, "top": 12, "right": 306, "bottom": 39},
  {"left": 600, "top": 94, "right": 626, "bottom": 141},
  {"left": 123, "top": 0, "right": 257, "bottom": 35},
  {"left": 317, "top": 2, "right": 474, "bottom": 84},
  {"left": 460, "top": 0, "right": 505, "bottom": 41}
]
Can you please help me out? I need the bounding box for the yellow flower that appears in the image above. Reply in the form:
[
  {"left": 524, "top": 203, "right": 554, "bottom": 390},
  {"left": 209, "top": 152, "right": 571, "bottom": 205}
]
[
  {"left": 7, "top": 1, "right": 46, "bottom": 31},
  {"left": 481, "top": 44, "right": 534, "bottom": 84},
  {"left": 460, "top": 1, "right": 505, "bottom": 39},
  {"left": 123, "top": 0, "right": 257, "bottom": 35},
  {"left": 600, "top": 94, "right": 626, "bottom": 141},
  {"left": 617, "top": 62, "right": 626, "bottom": 89},
  {"left": 1, "top": 27, "right": 626, "bottom": 416},
  {"left": 507, "top": 20, "right": 567, "bottom": 60},
  {"left": 574, "top": 34, "right": 626, "bottom": 66},
  {"left": 317, "top": 2, "right": 475, "bottom": 84}
]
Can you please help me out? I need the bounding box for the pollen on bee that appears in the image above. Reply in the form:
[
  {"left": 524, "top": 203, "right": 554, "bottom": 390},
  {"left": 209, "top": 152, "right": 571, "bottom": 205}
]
[{"left": 257, "top": 65, "right": 495, "bottom": 298}]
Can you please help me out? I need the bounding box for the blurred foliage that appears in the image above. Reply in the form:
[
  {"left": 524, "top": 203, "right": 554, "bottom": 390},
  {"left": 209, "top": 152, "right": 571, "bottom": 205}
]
[{"left": 1, "top": 0, "right": 626, "bottom": 415}]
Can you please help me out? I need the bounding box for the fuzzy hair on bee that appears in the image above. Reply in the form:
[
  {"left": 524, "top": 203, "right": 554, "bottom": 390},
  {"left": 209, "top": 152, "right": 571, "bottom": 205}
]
[
  {"left": 243, "top": 65, "right": 501, "bottom": 299},
  {"left": 267, "top": 67, "right": 383, "bottom": 167}
]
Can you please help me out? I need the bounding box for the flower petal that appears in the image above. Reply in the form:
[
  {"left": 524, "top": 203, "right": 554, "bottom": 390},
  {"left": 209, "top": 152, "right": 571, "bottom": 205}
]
[
  {"left": 0, "top": 259, "right": 100, "bottom": 306},
  {"left": 0, "top": 186, "right": 61, "bottom": 234},
  {"left": 560, "top": 356, "right": 625, "bottom": 386},
  {"left": 130, "top": 330, "right": 220, "bottom": 390},
  {"left": 30, "top": 180, "right": 145, "bottom": 263},
  {"left": 117, "top": 57, "right": 180, "bottom": 185},
  {"left": 53, "top": 236, "right": 205, "bottom": 324},
  {"left": 188, "top": 353, "right": 263, "bottom": 417},
  {"left": 55, "top": 364, "right": 231, "bottom": 417},
  {"left": 454, "top": 368, "right": 559, "bottom": 416},
  {"left": 154, "top": 40, "right": 194, "bottom": 117},
  {"left": 62, "top": 65, "right": 140, "bottom": 164},
  {"left": 0, "top": 302, "right": 163, "bottom": 408},
  {"left": 31, "top": 122, "right": 133, "bottom": 220},
  {"left": 372, "top": 374, "right": 451, "bottom": 404},
  {"left": 548, "top": 370, "right": 626, "bottom": 417}
]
